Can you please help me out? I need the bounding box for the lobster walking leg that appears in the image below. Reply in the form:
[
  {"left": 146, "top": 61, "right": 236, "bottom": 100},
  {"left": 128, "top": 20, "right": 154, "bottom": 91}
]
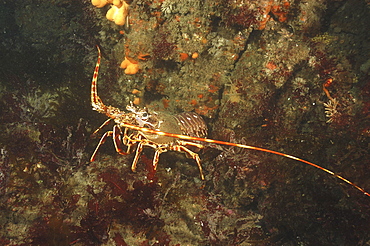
[
  {"left": 131, "top": 138, "right": 145, "bottom": 172},
  {"left": 91, "top": 131, "right": 113, "bottom": 162},
  {"left": 171, "top": 145, "right": 204, "bottom": 180},
  {"left": 112, "top": 125, "right": 131, "bottom": 156},
  {"left": 92, "top": 118, "right": 112, "bottom": 135}
]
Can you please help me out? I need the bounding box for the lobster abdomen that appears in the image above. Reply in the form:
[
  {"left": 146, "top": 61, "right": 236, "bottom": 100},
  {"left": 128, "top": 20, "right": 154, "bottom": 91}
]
[{"left": 174, "top": 112, "right": 208, "bottom": 138}]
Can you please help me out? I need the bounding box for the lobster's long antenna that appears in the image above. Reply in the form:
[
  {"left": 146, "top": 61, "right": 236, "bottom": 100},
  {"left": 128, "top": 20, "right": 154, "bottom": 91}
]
[
  {"left": 120, "top": 122, "right": 370, "bottom": 197},
  {"left": 91, "top": 46, "right": 106, "bottom": 113}
]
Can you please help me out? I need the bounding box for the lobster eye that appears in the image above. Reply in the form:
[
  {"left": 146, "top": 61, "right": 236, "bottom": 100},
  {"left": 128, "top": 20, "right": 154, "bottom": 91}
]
[{"left": 142, "top": 112, "right": 148, "bottom": 118}]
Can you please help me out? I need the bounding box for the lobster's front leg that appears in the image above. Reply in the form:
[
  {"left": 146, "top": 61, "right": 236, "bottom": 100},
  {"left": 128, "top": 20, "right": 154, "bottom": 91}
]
[
  {"left": 92, "top": 119, "right": 112, "bottom": 135},
  {"left": 90, "top": 130, "right": 113, "bottom": 162},
  {"left": 91, "top": 125, "right": 134, "bottom": 162},
  {"left": 112, "top": 125, "right": 133, "bottom": 156}
]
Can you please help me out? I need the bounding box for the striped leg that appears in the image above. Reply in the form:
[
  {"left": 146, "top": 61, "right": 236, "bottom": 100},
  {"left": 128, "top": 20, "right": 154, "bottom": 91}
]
[
  {"left": 90, "top": 131, "right": 113, "bottom": 162},
  {"left": 171, "top": 145, "right": 204, "bottom": 180},
  {"left": 92, "top": 119, "right": 112, "bottom": 135},
  {"left": 112, "top": 125, "right": 131, "bottom": 155}
]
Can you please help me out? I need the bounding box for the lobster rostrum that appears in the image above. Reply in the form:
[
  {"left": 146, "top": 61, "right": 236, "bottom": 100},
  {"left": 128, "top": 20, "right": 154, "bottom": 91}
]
[{"left": 91, "top": 46, "right": 369, "bottom": 197}]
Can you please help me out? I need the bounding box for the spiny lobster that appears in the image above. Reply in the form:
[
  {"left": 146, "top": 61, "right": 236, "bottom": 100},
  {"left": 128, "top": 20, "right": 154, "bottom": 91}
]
[{"left": 90, "top": 46, "right": 369, "bottom": 197}]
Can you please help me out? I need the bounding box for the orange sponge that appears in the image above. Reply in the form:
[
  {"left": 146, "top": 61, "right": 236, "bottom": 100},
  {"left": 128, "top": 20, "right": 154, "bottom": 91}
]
[{"left": 120, "top": 57, "right": 139, "bottom": 75}]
